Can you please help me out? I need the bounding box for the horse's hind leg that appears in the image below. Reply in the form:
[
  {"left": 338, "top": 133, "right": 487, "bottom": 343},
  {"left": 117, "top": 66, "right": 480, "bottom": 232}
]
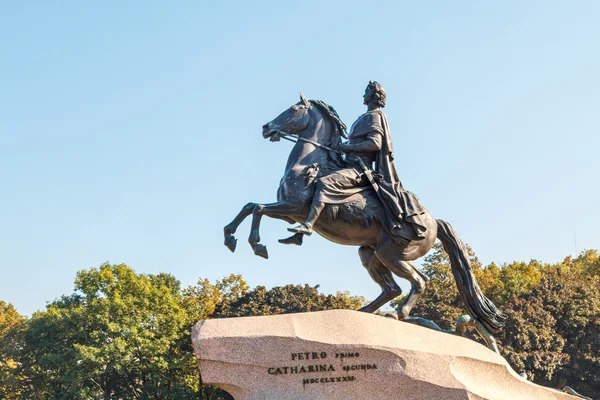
[
  {"left": 375, "top": 241, "right": 427, "bottom": 320},
  {"left": 393, "top": 260, "right": 426, "bottom": 320},
  {"left": 358, "top": 246, "right": 403, "bottom": 313}
]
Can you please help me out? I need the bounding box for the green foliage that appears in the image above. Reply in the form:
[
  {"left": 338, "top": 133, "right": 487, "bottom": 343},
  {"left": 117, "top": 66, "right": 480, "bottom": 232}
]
[
  {"left": 216, "top": 284, "right": 364, "bottom": 318},
  {"left": 181, "top": 273, "right": 249, "bottom": 322},
  {"left": 0, "top": 301, "right": 26, "bottom": 399},
  {"left": 17, "top": 264, "right": 201, "bottom": 399},
  {"left": 390, "top": 243, "right": 600, "bottom": 398},
  {"left": 0, "top": 301, "right": 24, "bottom": 339},
  {"left": 498, "top": 256, "right": 600, "bottom": 395},
  {"left": 3, "top": 265, "right": 363, "bottom": 399},
  {"left": 3, "top": 249, "right": 599, "bottom": 398},
  {"left": 499, "top": 288, "right": 568, "bottom": 382}
]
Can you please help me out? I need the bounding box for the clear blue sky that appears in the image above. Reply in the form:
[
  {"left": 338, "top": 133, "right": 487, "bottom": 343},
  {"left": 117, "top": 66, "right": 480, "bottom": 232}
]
[{"left": 2, "top": 1, "right": 599, "bottom": 316}]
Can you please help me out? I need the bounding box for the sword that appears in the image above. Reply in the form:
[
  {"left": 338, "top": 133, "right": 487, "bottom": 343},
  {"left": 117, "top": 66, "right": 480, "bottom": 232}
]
[
  {"left": 353, "top": 157, "right": 410, "bottom": 245},
  {"left": 354, "top": 157, "right": 379, "bottom": 189}
]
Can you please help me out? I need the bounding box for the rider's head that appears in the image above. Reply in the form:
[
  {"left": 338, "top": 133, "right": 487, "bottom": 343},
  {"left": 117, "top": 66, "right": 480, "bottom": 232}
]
[{"left": 363, "top": 81, "right": 386, "bottom": 108}]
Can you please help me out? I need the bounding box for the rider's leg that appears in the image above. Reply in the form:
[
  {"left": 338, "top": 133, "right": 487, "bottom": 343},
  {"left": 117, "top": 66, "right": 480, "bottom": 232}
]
[
  {"left": 247, "top": 199, "right": 304, "bottom": 258},
  {"left": 287, "top": 200, "right": 325, "bottom": 235},
  {"left": 278, "top": 232, "right": 304, "bottom": 245},
  {"left": 287, "top": 169, "right": 359, "bottom": 235}
]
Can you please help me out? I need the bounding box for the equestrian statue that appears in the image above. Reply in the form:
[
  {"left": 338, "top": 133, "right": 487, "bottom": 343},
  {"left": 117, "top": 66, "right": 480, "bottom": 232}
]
[{"left": 223, "top": 81, "right": 507, "bottom": 351}]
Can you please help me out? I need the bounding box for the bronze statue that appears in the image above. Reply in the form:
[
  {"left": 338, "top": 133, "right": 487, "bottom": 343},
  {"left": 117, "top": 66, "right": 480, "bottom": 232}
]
[
  {"left": 287, "top": 81, "right": 425, "bottom": 244},
  {"left": 223, "top": 82, "right": 506, "bottom": 347}
]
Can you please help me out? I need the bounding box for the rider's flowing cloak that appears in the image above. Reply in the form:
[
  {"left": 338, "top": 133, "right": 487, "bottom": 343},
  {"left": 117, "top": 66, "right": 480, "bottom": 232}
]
[
  {"left": 371, "top": 110, "right": 427, "bottom": 241},
  {"left": 313, "top": 109, "right": 427, "bottom": 241}
]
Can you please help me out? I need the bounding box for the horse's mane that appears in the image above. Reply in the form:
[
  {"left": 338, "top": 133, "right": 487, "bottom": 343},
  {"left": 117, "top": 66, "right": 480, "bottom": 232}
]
[
  {"left": 309, "top": 99, "right": 347, "bottom": 168},
  {"left": 309, "top": 99, "right": 347, "bottom": 140}
]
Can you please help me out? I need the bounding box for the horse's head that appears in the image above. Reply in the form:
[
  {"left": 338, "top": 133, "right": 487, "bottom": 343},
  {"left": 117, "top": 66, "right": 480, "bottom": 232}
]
[{"left": 262, "top": 93, "right": 312, "bottom": 142}]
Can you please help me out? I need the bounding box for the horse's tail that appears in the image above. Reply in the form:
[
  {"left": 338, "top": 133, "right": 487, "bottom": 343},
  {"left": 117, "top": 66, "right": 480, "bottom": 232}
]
[{"left": 436, "top": 219, "right": 507, "bottom": 334}]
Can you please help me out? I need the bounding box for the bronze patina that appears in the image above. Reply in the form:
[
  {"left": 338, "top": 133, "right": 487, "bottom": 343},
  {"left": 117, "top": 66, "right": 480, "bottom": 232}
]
[{"left": 223, "top": 82, "right": 507, "bottom": 348}]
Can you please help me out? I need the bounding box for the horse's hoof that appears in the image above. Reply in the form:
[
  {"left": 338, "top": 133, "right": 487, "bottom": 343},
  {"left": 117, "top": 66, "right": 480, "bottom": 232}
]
[
  {"left": 253, "top": 244, "right": 269, "bottom": 259},
  {"left": 397, "top": 309, "right": 410, "bottom": 320},
  {"left": 455, "top": 315, "right": 474, "bottom": 336},
  {"left": 224, "top": 234, "right": 237, "bottom": 253}
]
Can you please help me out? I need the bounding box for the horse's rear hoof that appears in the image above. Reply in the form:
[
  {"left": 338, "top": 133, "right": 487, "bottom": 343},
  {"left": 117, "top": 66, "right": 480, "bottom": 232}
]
[
  {"left": 253, "top": 244, "right": 269, "bottom": 259},
  {"left": 225, "top": 234, "right": 237, "bottom": 253}
]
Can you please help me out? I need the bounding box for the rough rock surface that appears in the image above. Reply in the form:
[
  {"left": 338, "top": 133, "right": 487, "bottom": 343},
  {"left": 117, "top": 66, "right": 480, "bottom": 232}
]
[{"left": 192, "top": 310, "right": 575, "bottom": 400}]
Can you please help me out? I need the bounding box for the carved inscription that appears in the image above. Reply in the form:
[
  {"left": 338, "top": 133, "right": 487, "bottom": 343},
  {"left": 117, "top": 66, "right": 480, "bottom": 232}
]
[
  {"left": 267, "top": 350, "right": 377, "bottom": 385},
  {"left": 267, "top": 364, "right": 335, "bottom": 375}
]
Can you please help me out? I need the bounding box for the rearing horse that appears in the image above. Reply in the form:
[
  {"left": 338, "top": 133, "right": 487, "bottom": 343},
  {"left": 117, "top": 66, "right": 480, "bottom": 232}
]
[{"left": 223, "top": 94, "right": 506, "bottom": 339}]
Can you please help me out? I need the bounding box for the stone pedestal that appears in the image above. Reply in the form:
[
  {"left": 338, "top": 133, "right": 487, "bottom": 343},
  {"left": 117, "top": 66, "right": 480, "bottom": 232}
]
[{"left": 192, "top": 310, "right": 574, "bottom": 400}]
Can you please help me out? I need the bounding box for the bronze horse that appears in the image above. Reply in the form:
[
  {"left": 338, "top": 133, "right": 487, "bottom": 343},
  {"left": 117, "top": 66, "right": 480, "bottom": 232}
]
[{"left": 223, "top": 95, "right": 506, "bottom": 338}]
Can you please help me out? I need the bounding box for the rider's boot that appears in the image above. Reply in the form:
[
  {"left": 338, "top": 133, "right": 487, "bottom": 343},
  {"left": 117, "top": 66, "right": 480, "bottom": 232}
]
[
  {"left": 287, "top": 223, "right": 313, "bottom": 235},
  {"left": 287, "top": 203, "right": 324, "bottom": 236},
  {"left": 278, "top": 233, "right": 304, "bottom": 245}
]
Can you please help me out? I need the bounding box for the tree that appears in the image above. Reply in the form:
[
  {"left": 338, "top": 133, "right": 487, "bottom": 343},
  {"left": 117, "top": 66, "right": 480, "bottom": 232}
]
[
  {"left": 18, "top": 264, "right": 201, "bottom": 399},
  {"left": 498, "top": 286, "right": 568, "bottom": 383},
  {"left": 182, "top": 274, "right": 250, "bottom": 320},
  {"left": 0, "top": 301, "right": 26, "bottom": 399},
  {"left": 5, "top": 253, "right": 598, "bottom": 398},
  {"left": 214, "top": 284, "right": 364, "bottom": 318},
  {"left": 8, "top": 269, "right": 364, "bottom": 400},
  {"left": 498, "top": 258, "right": 600, "bottom": 397},
  {"left": 180, "top": 273, "right": 251, "bottom": 400},
  {"left": 396, "top": 243, "right": 600, "bottom": 397}
]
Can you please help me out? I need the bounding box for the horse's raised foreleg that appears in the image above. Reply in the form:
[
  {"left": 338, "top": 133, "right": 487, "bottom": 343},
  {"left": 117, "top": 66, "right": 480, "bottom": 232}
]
[
  {"left": 375, "top": 240, "right": 427, "bottom": 320},
  {"left": 223, "top": 202, "right": 259, "bottom": 252},
  {"left": 358, "top": 246, "right": 403, "bottom": 313},
  {"left": 248, "top": 200, "right": 303, "bottom": 259}
]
